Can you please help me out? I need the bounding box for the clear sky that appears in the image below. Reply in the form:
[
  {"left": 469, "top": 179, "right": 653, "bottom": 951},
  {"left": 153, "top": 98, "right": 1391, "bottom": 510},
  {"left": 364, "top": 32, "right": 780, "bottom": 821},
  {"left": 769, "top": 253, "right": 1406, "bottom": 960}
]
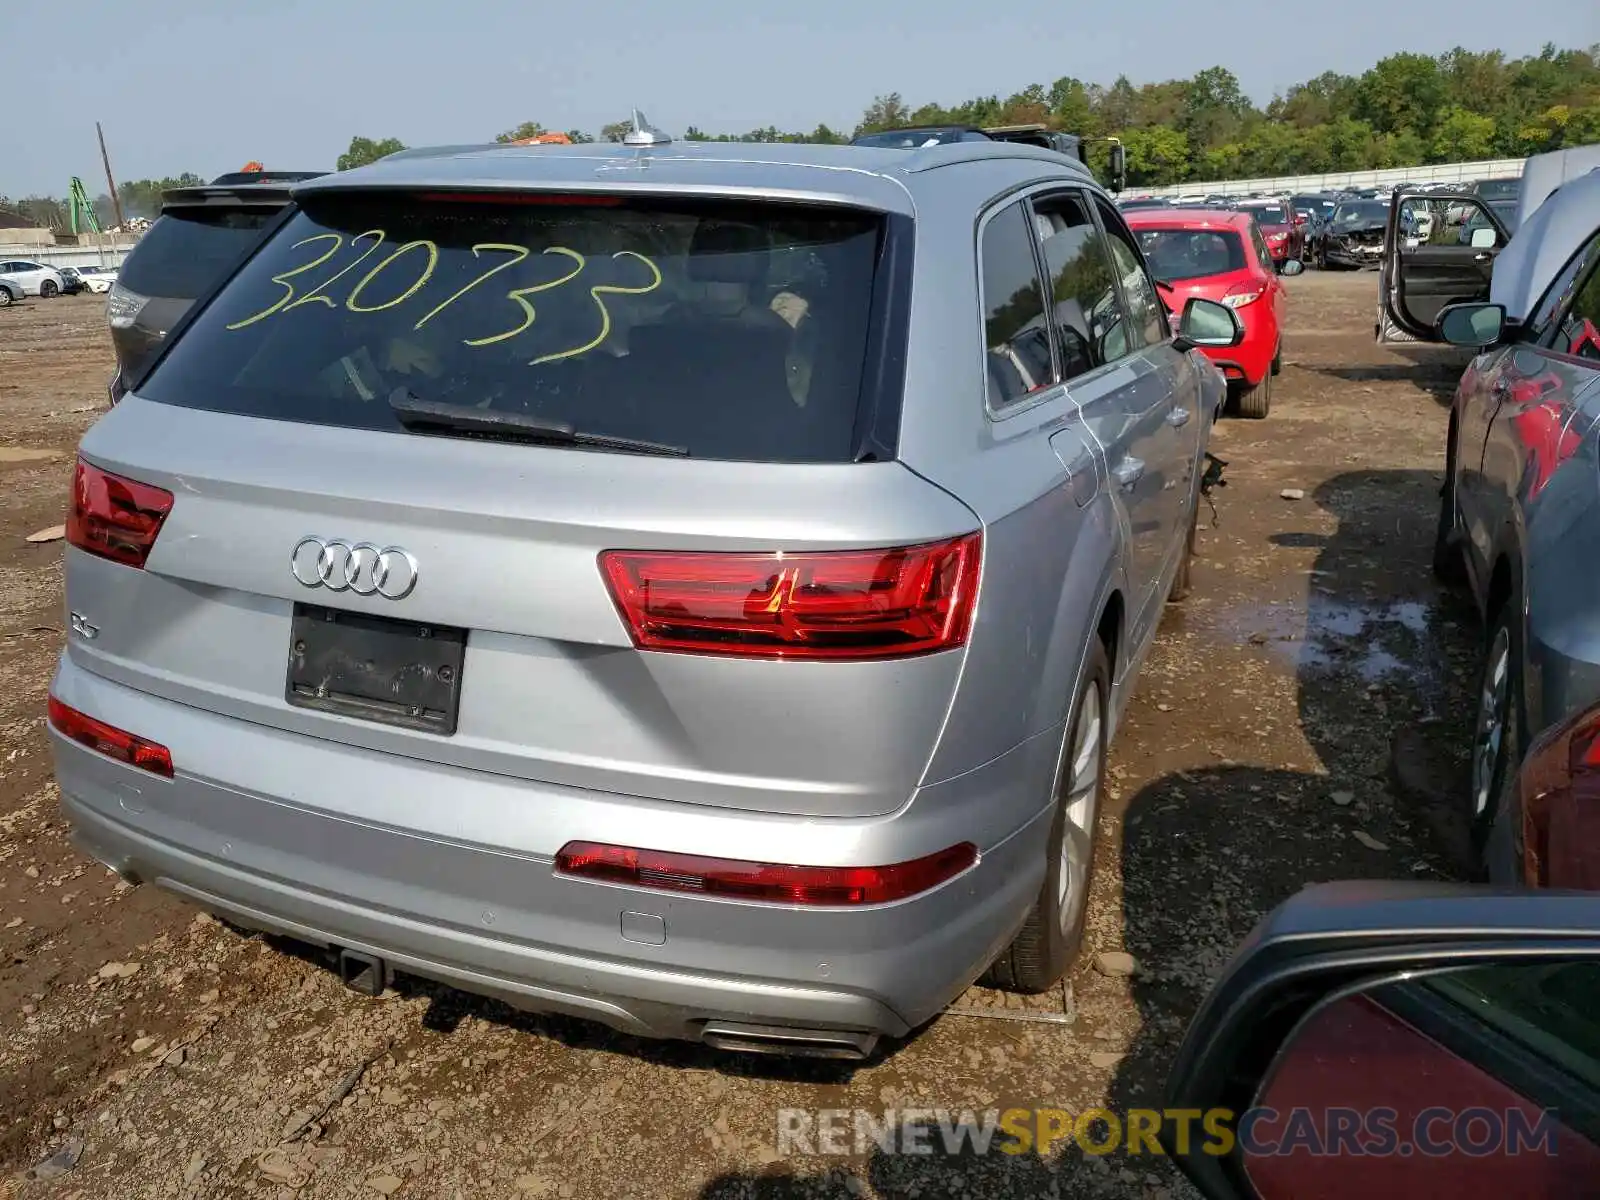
[{"left": 2, "top": 0, "right": 1593, "bottom": 196}]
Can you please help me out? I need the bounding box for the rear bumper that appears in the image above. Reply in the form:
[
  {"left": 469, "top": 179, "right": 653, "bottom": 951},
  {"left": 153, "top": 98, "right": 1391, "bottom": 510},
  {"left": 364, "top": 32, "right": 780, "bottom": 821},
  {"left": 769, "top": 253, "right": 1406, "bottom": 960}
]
[
  {"left": 50, "top": 656, "right": 1053, "bottom": 1045},
  {"left": 1202, "top": 318, "right": 1275, "bottom": 387}
]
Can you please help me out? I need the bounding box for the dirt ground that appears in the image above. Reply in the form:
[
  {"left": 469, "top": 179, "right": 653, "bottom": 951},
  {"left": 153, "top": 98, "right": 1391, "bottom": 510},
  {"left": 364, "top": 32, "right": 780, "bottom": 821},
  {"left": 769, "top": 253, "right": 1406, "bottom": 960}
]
[{"left": 0, "top": 277, "right": 1479, "bottom": 1199}]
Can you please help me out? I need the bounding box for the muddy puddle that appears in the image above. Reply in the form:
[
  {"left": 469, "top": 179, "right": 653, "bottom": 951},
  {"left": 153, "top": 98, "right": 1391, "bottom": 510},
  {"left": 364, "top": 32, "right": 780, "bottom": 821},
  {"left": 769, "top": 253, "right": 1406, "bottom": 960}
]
[{"left": 1192, "top": 593, "right": 1448, "bottom": 711}]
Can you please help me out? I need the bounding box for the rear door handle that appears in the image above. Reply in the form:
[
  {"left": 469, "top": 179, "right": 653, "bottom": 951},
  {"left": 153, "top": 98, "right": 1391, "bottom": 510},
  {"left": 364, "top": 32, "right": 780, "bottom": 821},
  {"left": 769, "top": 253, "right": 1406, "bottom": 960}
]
[
  {"left": 1166, "top": 407, "right": 1191, "bottom": 427},
  {"left": 1113, "top": 458, "right": 1145, "bottom": 489},
  {"left": 1474, "top": 252, "right": 1491, "bottom": 262}
]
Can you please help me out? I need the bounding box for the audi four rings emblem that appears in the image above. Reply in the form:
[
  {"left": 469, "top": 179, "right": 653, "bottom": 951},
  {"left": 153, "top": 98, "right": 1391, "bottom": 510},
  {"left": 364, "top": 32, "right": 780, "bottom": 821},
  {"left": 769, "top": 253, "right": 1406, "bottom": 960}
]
[{"left": 290, "top": 537, "right": 419, "bottom": 600}]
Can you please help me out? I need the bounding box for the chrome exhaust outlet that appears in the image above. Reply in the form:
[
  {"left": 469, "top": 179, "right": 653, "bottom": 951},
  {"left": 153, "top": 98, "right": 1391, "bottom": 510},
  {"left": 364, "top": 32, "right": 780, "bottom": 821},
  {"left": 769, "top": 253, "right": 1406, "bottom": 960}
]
[{"left": 700, "top": 1021, "right": 877, "bottom": 1060}]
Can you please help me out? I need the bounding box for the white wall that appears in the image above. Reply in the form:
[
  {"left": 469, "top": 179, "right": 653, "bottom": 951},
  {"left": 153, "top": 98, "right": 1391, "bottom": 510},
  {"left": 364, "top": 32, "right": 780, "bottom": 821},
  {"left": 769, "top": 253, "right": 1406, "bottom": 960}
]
[
  {"left": 1127, "top": 156, "right": 1525, "bottom": 199},
  {"left": 0, "top": 242, "right": 134, "bottom": 269}
]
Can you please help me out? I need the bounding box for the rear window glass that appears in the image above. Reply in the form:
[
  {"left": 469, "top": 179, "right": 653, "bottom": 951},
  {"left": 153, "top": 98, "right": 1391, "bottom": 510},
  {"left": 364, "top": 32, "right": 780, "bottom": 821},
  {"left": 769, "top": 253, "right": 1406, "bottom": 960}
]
[
  {"left": 1236, "top": 201, "right": 1287, "bottom": 223},
  {"left": 1135, "top": 228, "right": 1246, "bottom": 281},
  {"left": 139, "top": 195, "right": 886, "bottom": 463},
  {"left": 1475, "top": 178, "right": 1519, "bottom": 202},
  {"left": 117, "top": 207, "right": 282, "bottom": 300}
]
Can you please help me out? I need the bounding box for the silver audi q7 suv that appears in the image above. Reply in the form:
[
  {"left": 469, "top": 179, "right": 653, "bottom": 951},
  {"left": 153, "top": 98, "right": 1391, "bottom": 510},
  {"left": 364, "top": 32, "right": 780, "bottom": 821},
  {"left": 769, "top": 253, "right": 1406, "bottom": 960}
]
[{"left": 49, "top": 128, "right": 1240, "bottom": 1058}]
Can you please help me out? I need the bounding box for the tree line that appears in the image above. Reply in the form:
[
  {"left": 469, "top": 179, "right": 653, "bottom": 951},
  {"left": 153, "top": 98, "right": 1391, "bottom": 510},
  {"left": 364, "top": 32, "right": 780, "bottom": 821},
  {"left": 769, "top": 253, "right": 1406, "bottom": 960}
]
[
  {"left": 339, "top": 43, "right": 1600, "bottom": 185},
  {"left": 3, "top": 42, "right": 1596, "bottom": 228}
]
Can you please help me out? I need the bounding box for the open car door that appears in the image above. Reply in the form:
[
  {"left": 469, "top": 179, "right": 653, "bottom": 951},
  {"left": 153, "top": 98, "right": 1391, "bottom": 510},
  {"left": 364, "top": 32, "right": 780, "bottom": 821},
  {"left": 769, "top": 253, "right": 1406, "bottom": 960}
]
[{"left": 1379, "top": 190, "right": 1512, "bottom": 343}]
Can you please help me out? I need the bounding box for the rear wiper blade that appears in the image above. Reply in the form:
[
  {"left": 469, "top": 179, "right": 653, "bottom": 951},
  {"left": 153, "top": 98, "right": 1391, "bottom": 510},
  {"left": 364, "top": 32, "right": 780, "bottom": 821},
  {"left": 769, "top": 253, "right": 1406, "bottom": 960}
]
[{"left": 388, "top": 388, "right": 688, "bottom": 457}]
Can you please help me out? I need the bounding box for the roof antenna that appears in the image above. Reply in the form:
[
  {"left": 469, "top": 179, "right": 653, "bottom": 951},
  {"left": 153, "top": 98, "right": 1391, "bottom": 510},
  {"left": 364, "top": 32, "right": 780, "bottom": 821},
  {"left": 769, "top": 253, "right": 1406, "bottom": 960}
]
[{"left": 622, "top": 109, "right": 672, "bottom": 148}]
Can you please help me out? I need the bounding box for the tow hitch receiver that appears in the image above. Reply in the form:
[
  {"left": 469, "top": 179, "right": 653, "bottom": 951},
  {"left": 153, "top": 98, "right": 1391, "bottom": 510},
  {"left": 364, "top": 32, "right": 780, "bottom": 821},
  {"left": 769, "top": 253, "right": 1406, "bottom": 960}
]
[{"left": 337, "top": 949, "right": 389, "bottom": 997}]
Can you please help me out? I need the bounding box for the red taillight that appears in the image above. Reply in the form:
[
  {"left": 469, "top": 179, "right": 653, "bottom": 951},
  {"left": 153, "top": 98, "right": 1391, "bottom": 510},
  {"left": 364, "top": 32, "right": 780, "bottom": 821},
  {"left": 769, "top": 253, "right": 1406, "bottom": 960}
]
[
  {"left": 554, "top": 841, "right": 977, "bottom": 905},
  {"left": 47, "top": 696, "right": 173, "bottom": 777},
  {"left": 1223, "top": 280, "right": 1268, "bottom": 309},
  {"left": 66, "top": 458, "right": 173, "bottom": 569},
  {"left": 1519, "top": 709, "right": 1600, "bottom": 889},
  {"left": 1572, "top": 717, "right": 1600, "bottom": 770},
  {"left": 599, "top": 534, "right": 982, "bottom": 660}
]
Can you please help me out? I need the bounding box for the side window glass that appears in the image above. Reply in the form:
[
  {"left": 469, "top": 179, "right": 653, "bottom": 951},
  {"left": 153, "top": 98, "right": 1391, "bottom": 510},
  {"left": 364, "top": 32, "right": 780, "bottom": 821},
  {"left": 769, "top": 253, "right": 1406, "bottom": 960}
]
[
  {"left": 1451, "top": 200, "right": 1508, "bottom": 250},
  {"left": 980, "top": 201, "right": 1053, "bottom": 410},
  {"left": 1418, "top": 962, "right": 1600, "bottom": 1090},
  {"left": 1250, "top": 225, "right": 1271, "bottom": 268},
  {"left": 1555, "top": 262, "right": 1600, "bottom": 361},
  {"left": 1092, "top": 199, "right": 1164, "bottom": 350},
  {"left": 1530, "top": 233, "right": 1600, "bottom": 346},
  {"left": 1030, "top": 191, "right": 1128, "bottom": 380}
]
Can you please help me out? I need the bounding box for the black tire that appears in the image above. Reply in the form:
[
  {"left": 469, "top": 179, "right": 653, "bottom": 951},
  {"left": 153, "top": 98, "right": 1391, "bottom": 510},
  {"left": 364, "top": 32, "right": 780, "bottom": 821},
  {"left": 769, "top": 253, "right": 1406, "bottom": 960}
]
[
  {"left": 0, "top": 288, "right": 11, "bottom": 307},
  {"left": 1432, "top": 436, "right": 1467, "bottom": 585},
  {"left": 1168, "top": 502, "right": 1198, "bottom": 602},
  {"left": 983, "top": 640, "right": 1110, "bottom": 993},
  {"left": 1468, "top": 602, "right": 1523, "bottom": 875},
  {"left": 1231, "top": 370, "right": 1272, "bottom": 419},
  {"left": 39, "top": 280, "right": 58, "bottom": 298},
  {"left": 1271, "top": 345, "right": 1282, "bottom": 376}
]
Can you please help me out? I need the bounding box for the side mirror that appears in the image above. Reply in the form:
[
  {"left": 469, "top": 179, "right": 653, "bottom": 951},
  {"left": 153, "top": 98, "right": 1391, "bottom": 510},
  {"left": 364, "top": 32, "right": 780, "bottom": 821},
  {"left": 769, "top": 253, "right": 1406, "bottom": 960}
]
[
  {"left": 1108, "top": 142, "right": 1127, "bottom": 195},
  {"left": 1280, "top": 259, "right": 1305, "bottom": 277},
  {"left": 1174, "top": 296, "right": 1243, "bottom": 349},
  {"left": 1436, "top": 302, "right": 1506, "bottom": 348},
  {"left": 1162, "top": 883, "right": 1600, "bottom": 1200},
  {"left": 1471, "top": 226, "right": 1499, "bottom": 249}
]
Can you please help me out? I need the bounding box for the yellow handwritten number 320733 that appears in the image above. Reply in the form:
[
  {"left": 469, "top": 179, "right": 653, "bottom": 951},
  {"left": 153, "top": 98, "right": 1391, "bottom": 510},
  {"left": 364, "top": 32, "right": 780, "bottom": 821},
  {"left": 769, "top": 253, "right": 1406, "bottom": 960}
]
[{"left": 225, "top": 232, "right": 662, "bottom": 364}]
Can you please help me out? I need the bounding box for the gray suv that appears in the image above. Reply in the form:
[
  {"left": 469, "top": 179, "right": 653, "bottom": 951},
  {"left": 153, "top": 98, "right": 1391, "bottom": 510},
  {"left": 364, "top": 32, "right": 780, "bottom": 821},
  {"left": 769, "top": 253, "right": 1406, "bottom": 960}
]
[{"left": 50, "top": 129, "right": 1240, "bottom": 1057}]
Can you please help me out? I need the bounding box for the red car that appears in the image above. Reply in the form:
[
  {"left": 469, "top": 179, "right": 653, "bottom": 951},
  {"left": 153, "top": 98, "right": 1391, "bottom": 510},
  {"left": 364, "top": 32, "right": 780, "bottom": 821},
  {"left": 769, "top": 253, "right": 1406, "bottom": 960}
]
[
  {"left": 1126, "top": 208, "right": 1295, "bottom": 418},
  {"left": 1232, "top": 197, "right": 1305, "bottom": 268}
]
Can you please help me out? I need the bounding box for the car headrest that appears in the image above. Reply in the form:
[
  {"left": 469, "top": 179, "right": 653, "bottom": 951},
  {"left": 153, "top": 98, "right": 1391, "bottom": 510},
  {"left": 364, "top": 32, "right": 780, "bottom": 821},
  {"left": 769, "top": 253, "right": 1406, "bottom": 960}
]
[{"left": 687, "top": 221, "right": 772, "bottom": 285}]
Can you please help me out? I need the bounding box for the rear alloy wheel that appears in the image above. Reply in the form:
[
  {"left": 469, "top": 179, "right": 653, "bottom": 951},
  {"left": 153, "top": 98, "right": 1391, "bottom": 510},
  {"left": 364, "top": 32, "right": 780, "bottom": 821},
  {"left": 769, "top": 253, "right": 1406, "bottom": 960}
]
[
  {"left": 0, "top": 289, "right": 11, "bottom": 307},
  {"left": 983, "top": 640, "right": 1109, "bottom": 993},
  {"left": 39, "top": 280, "right": 58, "bottom": 298},
  {"left": 1469, "top": 608, "right": 1522, "bottom": 876},
  {"left": 1231, "top": 370, "right": 1272, "bottom": 419}
]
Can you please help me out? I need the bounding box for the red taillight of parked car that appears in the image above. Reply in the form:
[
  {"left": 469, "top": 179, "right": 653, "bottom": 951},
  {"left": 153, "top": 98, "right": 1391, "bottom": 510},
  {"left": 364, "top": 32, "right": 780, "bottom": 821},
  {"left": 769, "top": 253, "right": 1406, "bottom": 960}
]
[
  {"left": 599, "top": 534, "right": 982, "bottom": 660},
  {"left": 1517, "top": 706, "right": 1600, "bottom": 889},
  {"left": 66, "top": 458, "right": 173, "bottom": 570},
  {"left": 47, "top": 696, "right": 173, "bottom": 778},
  {"left": 554, "top": 841, "right": 978, "bottom": 905},
  {"left": 1223, "top": 280, "right": 1268, "bottom": 309}
]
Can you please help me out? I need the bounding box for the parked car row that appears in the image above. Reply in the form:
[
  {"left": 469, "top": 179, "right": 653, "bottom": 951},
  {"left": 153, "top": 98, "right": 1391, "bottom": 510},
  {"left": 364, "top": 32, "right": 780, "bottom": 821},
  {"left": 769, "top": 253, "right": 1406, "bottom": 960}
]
[
  {"left": 1118, "top": 176, "right": 1528, "bottom": 278},
  {"left": 0, "top": 259, "right": 119, "bottom": 304}
]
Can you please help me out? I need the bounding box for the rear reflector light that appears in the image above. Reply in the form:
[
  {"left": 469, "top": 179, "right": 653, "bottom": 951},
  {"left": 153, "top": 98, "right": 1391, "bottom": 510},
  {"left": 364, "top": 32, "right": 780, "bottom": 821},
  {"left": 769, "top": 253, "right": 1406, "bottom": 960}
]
[
  {"left": 106, "top": 281, "right": 149, "bottom": 329},
  {"left": 67, "top": 458, "right": 173, "bottom": 569},
  {"left": 555, "top": 841, "right": 977, "bottom": 905},
  {"left": 599, "top": 534, "right": 982, "bottom": 660},
  {"left": 48, "top": 696, "right": 173, "bottom": 777}
]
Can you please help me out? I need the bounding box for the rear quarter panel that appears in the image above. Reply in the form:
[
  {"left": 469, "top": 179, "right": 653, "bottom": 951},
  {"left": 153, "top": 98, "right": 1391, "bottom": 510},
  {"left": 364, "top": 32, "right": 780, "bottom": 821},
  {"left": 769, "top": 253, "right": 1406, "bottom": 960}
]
[
  {"left": 1522, "top": 378, "right": 1600, "bottom": 740},
  {"left": 895, "top": 163, "right": 1131, "bottom": 783}
]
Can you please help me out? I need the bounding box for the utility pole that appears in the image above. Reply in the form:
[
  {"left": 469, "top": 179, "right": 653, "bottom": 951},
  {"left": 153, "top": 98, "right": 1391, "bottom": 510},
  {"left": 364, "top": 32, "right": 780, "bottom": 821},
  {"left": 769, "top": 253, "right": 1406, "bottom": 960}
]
[{"left": 96, "top": 121, "right": 125, "bottom": 230}]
